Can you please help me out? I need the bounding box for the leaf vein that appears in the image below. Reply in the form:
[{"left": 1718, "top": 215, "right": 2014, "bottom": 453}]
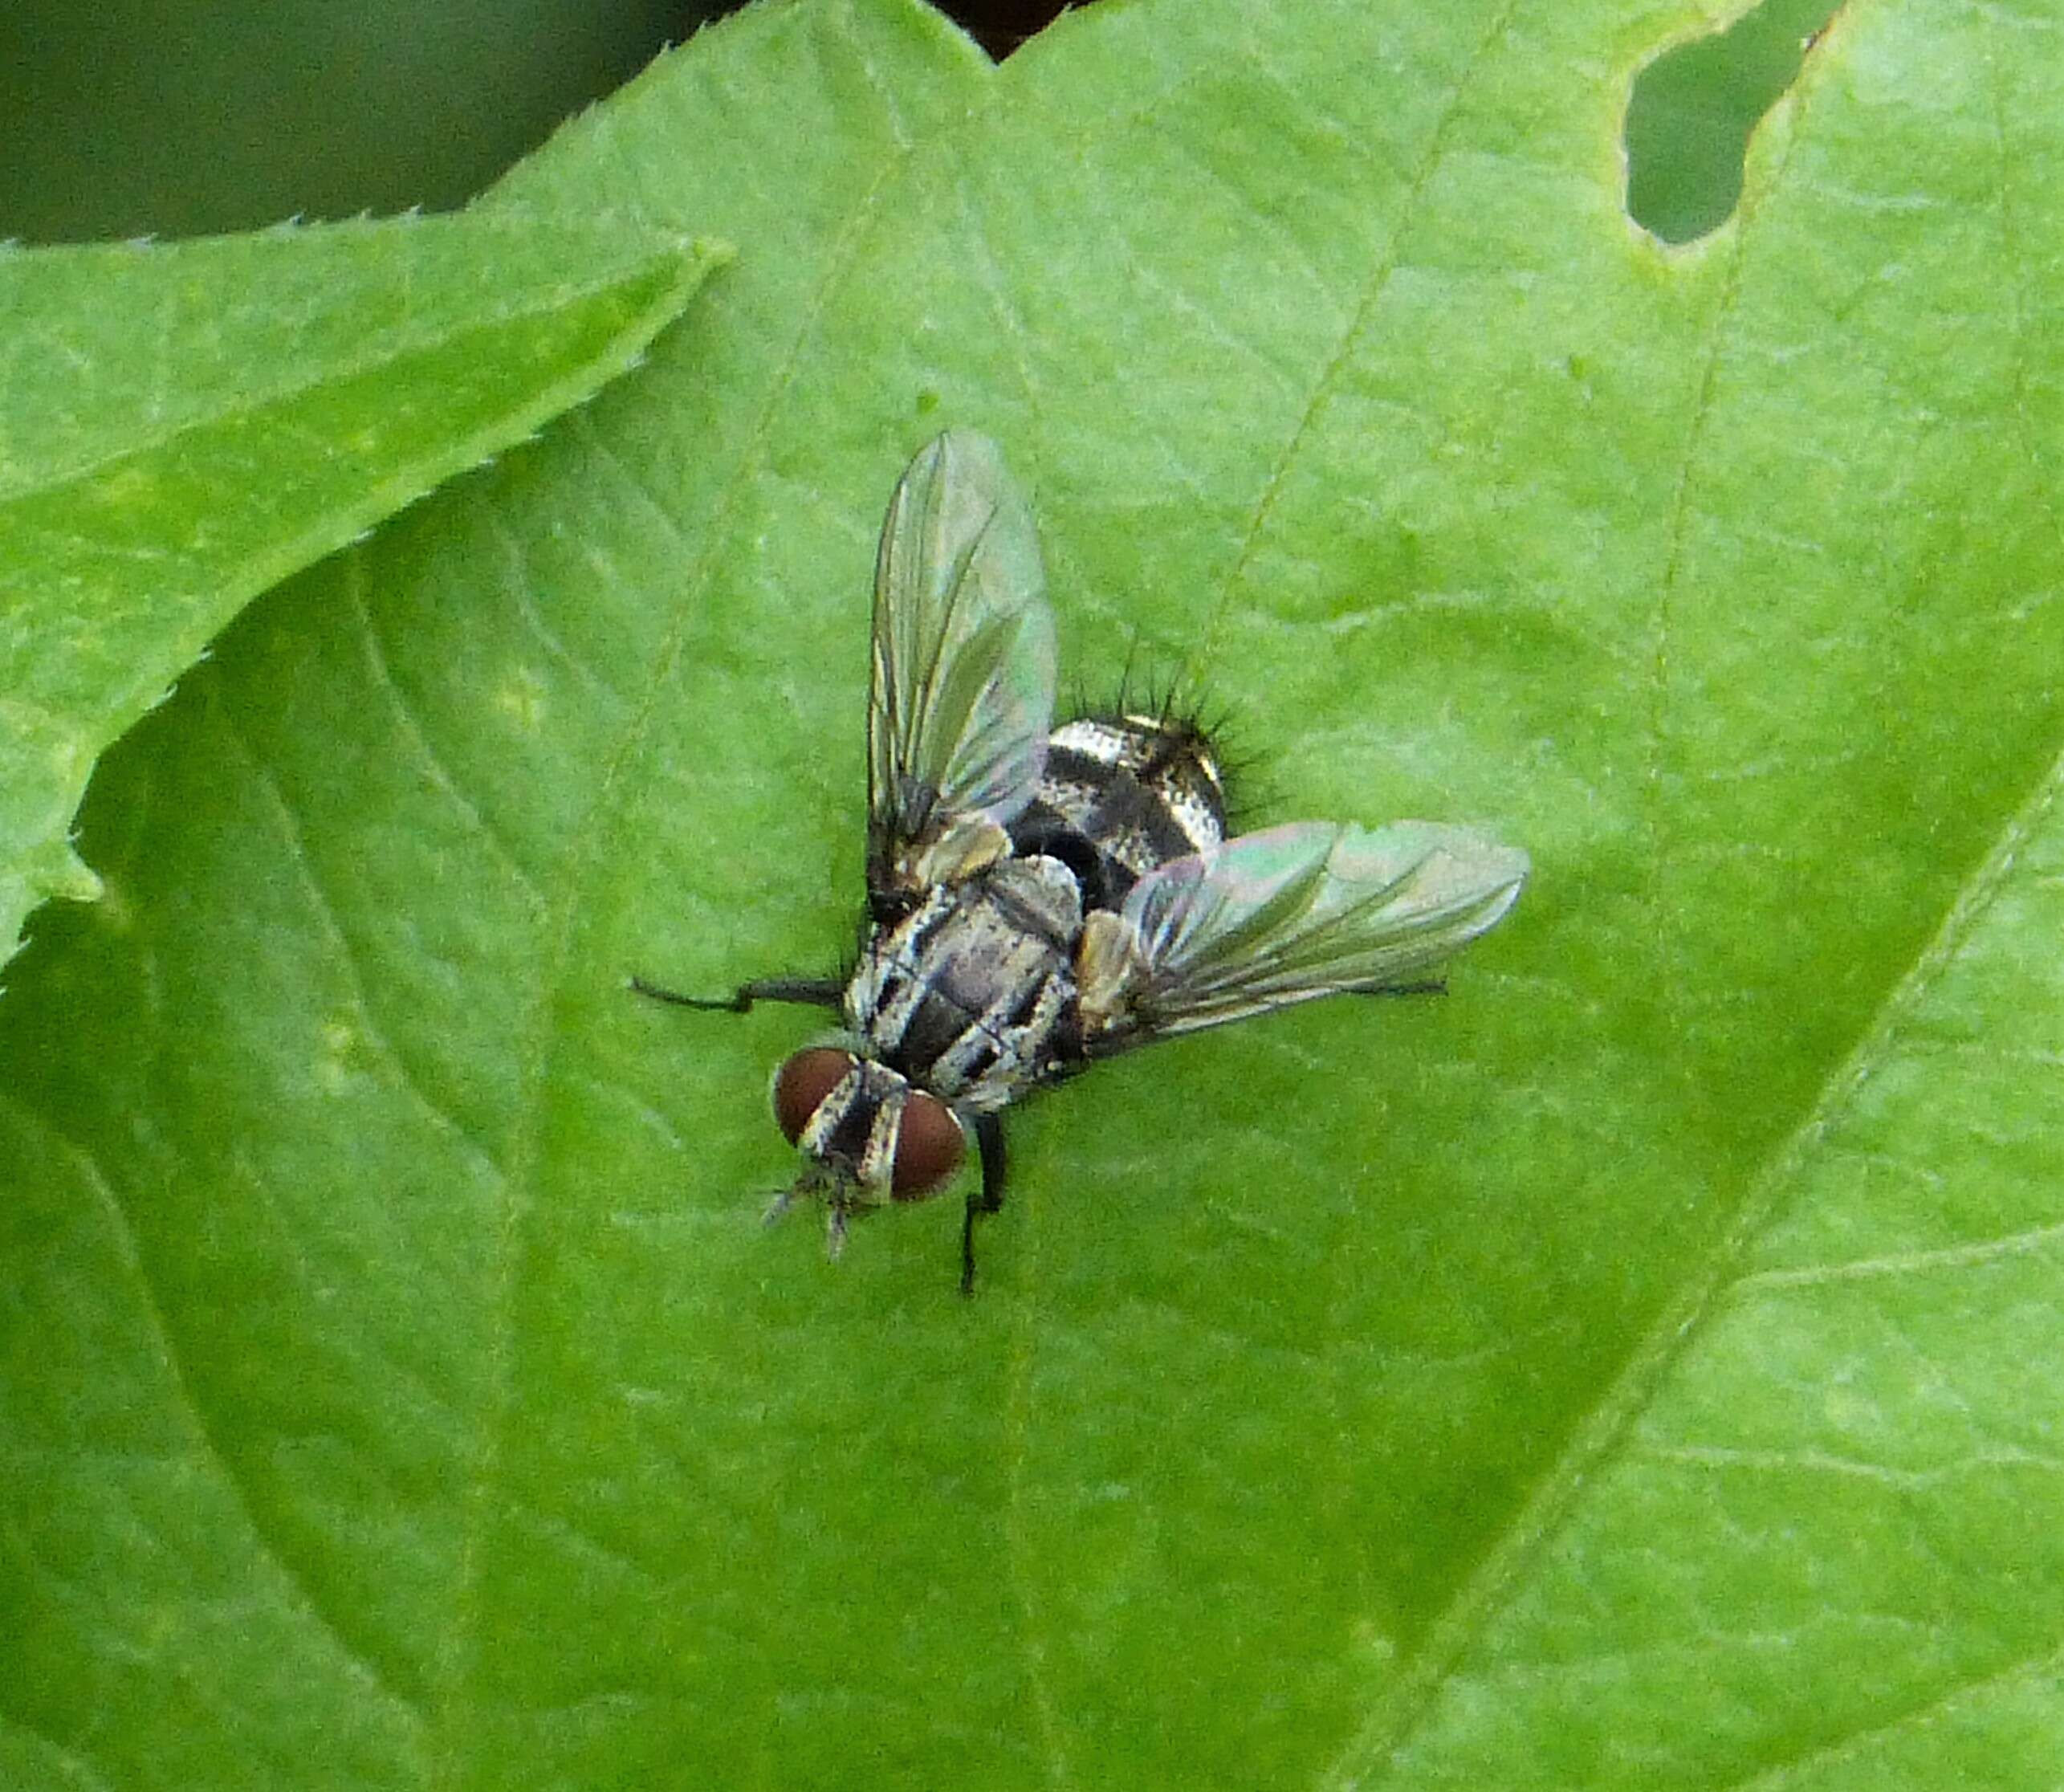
[
  {"left": 344, "top": 555, "right": 546, "bottom": 906},
  {"left": 0, "top": 1709, "right": 120, "bottom": 1792},
  {"left": 1634, "top": 1441, "right": 2064, "bottom": 1489},
  {"left": 1716, "top": 1638, "right": 2064, "bottom": 1792},
  {"left": 425, "top": 107, "right": 941, "bottom": 1791},
  {"left": 214, "top": 698, "right": 500, "bottom": 1173},
  {"left": 0, "top": 1089, "right": 424, "bottom": 1731},
  {"left": 946, "top": 155, "right": 1081, "bottom": 1792},
  {"left": 1324, "top": 617, "right": 2064, "bottom": 1782},
  {"left": 1736, "top": 1216, "right": 2064, "bottom": 1289},
  {"left": 1185, "top": 0, "right": 1527, "bottom": 684},
  {"left": 481, "top": 497, "right": 631, "bottom": 708}
]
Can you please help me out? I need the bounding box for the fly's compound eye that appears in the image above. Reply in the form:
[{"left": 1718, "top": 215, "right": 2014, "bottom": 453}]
[
  {"left": 773, "top": 1048, "right": 857, "bottom": 1145},
  {"left": 890, "top": 1092, "right": 965, "bottom": 1201}
]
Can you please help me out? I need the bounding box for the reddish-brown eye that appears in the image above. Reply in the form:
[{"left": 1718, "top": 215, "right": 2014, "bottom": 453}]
[
  {"left": 772, "top": 1049, "right": 857, "bottom": 1145},
  {"left": 891, "top": 1093, "right": 966, "bottom": 1200}
]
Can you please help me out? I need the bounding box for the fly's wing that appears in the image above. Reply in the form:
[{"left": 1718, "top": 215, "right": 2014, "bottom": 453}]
[
  {"left": 1097, "top": 819, "right": 1528, "bottom": 1046},
  {"left": 868, "top": 430, "right": 1056, "bottom": 890}
]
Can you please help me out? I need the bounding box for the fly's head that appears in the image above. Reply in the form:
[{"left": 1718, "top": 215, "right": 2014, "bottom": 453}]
[{"left": 769, "top": 1047, "right": 967, "bottom": 1256}]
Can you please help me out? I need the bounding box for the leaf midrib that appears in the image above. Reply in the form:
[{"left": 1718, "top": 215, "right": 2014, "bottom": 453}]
[
  {"left": 0, "top": 235, "right": 699, "bottom": 507},
  {"left": 1337, "top": 739, "right": 2064, "bottom": 1782},
  {"left": 418, "top": 45, "right": 947, "bottom": 1792},
  {"left": 1321, "top": 21, "right": 2064, "bottom": 1775}
]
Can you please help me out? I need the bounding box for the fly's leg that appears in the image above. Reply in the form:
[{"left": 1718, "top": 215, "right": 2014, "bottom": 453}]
[
  {"left": 1361, "top": 979, "right": 1447, "bottom": 999},
  {"left": 629, "top": 975, "right": 845, "bottom": 1013},
  {"left": 960, "top": 1114, "right": 1008, "bottom": 1297}
]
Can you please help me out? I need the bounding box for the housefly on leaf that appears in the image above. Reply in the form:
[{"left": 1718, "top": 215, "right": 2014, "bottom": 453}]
[{"left": 633, "top": 431, "right": 1528, "bottom": 1291}]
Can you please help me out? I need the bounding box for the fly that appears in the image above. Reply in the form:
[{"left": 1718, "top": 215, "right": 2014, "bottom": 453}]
[{"left": 634, "top": 430, "right": 1529, "bottom": 1291}]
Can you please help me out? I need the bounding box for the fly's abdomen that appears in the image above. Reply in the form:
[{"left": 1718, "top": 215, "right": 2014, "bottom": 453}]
[{"left": 1010, "top": 711, "right": 1227, "bottom": 909}]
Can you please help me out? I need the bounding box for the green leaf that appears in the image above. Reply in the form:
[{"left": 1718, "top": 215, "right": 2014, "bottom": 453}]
[
  {"left": 1378, "top": 770, "right": 2064, "bottom": 1779},
  {"left": 0, "top": 214, "right": 727, "bottom": 967},
  {"left": 3, "top": 0, "right": 2060, "bottom": 1786}
]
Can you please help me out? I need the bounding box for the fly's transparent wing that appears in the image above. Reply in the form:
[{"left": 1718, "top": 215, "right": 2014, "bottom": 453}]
[
  {"left": 1101, "top": 819, "right": 1528, "bottom": 1045},
  {"left": 868, "top": 430, "right": 1056, "bottom": 885}
]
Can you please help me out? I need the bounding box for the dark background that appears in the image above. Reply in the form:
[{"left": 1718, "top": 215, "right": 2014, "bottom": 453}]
[
  {"left": 0, "top": 0, "right": 1058, "bottom": 245},
  {"left": 0, "top": 0, "right": 1834, "bottom": 250}
]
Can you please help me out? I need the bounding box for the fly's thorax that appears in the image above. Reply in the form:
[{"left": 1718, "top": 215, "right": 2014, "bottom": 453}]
[
  {"left": 771, "top": 1046, "right": 966, "bottom": 1208},
  {"left": 845, "top": 853, "right": 1087, "bottom": 1109}
]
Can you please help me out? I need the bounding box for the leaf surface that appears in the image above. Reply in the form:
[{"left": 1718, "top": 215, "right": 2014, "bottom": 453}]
[
  {"left": 2, "top": 0, "right": 2059, "bottom": 1786},
  {"left": 0, "top": 213, "right": 724, "bottom": 965}
]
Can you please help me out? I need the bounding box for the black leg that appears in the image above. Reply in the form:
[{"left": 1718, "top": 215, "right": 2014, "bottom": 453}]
[
  {"left": 1361, "top": 979, "right": 1447, "bottom": 1000},
  {"left": 629, "top": 974, "right": 845, "bottom": 1013},
  {"left": 961, "top": 1114, "right": 1008, "bottom": 1296}
]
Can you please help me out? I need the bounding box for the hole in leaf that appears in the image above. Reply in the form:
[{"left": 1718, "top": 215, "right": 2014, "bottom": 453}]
[{"left": 1625, "top": 0, "right": 1842, "bottom": 245}]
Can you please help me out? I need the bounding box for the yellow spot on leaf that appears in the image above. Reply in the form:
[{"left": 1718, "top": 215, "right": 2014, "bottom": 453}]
[{"left": 495, "top": 666, "right": 548, "bottom": 731}]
